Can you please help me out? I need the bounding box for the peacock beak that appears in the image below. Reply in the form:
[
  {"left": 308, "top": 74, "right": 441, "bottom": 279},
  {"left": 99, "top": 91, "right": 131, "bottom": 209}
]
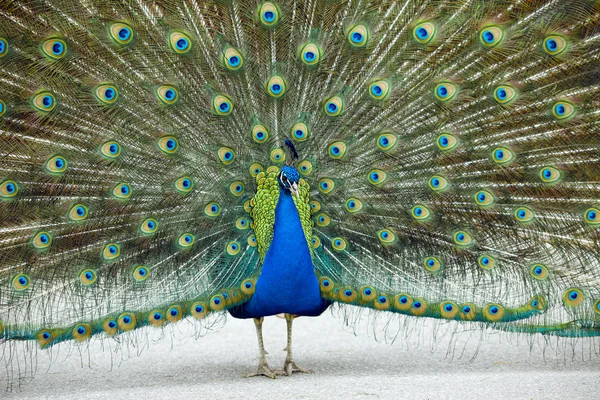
[{"left": 291, "top": 182, "right": 299, "bottom": 198}]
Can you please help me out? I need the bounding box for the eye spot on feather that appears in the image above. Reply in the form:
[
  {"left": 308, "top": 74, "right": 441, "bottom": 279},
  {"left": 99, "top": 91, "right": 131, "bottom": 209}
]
[
  {"left": 41, "top": 38, "right": 67, "bottom": 59},
  {"left": 102, "top": 243, "right": 121, "bottom": 261},
  {"left": 428, "top": 175, "right": 448, "bottom": 192},
  {"left": 191, "top": 302, "right": 209, "bottom": 319},
  {"left": 593, "top": 300, "right": 600, "bottom": 315},
  {"left": 460, "top": 303, "right": 476, "bottom": 320},
  {"left": 410, "top": 298, "right": 427, "bottom": 316},
  {"left": 474, "top": 190, "right": 495, "bottom": 207},
  {"left": 584, "top": 208, "right": 600, "bottom": 225},
  {"left": 309, "top": 201, "right": 321, "bottom": 213},
  {"left": 339, "top": 286, "right": 358, "bottom": 303},
  {"left": 332, "top": 237, "right": 347, "bottom": 251},
  {"left": 241, "top": 279, "right": 256, "bottom": 295},
  {"left": 80, "top": 269, "right": 97, "bottom": 285},
  {"left": 315, "top": 213, "right": 330, "bottom": 227},
  {"left": 552, "top": 101, "right": 575, "bottom": 120},
  {"left": 210, "top": 294, "right": 226, "bottom": 311},
  {"left": 453, "top": 231, "right": 473, "bottom": 247},
  {"left": 218, "top": 147, "right": 235, "bottom": 165},
  {"left": 270, "top": 149, "right": 285, "bottom": 162},
  {"left": 319, "top": 277, "right": 334, "bottom": 293},
  {"left": 436, "top": 134, "right": 457, "bottom": 151},
  {"left": 32, "top": 231, "right": 52, "bottom": 250},
  {"left": 347, "top": 24, "right": 370, "bottom": 48},
  {"left": 345, "top": 198, "right": 363, "bottom": 213},
  {"left": 156, "top": 85, "right": 178, "bottom": 105},
  {"left": 478, "top": 255, "right": 495, "bottom": 270},
  {"left": 109, "top": 22, "right": 134, "bottom": 45},
  {"left": 0, "top": 37, "right": 7, "bottom": 57},
  {"left": 169, "top": 31, "right": 192, "bottom": 54},
  {"left": 213, "top": 95, "right": 234, "bottom": 116},
  {"left": 44, "top": 155, "right": 68, "bottom": 174},
  {"left": 177, "top": 233, "right": 195, "bottom": 248},
  {"left": 131, "top": 265, "right": 149, "bottom": 282},
  {"left": 300, "top": 43, "right": 321, "bottom": 65},
  {"left": 166, "top": 305, "right": 183, "bottom": 323},
  {"left": 494, "top": 85, "right": 517, "bottom": 104},
  {"left": 298, "top": 160, "right": 312, "bottom": 175},
  {"left": 235, "top": 217, "right": 249, "bottom": 230},
  {"left": 411, "top": 205, "right": 431, "bottom": 221},
  {"left": 37, "top": 330, "right": 55, "bottom": 347},
  {"left": 0, "top": 99, "right": 6, "bottom": 117},
  {"left": 258, "top": 2, "right": 281, "bottom": 27},
  {"left": 434, "top": 82, "right": 457, "bottom": 101},
  {"left": 377, "top": 133, "right": 397, "bottom": 151},
  {"left": 311, "top": 235, "right": 321, "bottom": 248},
  {"left": 223, "top": 47, "right": 243, "bottom": 71},
  {"left": 229, "top": 181, "right": 245, "bottom": 197},
  {"left": 394, "top": 294, "right": 413, "bottom": 311},
  {"left": 118, "top": 313, "right": 136, "bottom": 331},
  {"left": 479, "top": 26, "right": 504, "bottom": 48},
  {"left": 0, "top": 179, "right": 18, "bottom": 198},
  {"left": 95, "top": 84, "right": 118, "bottom": 104},
  {"left": 139, "top": 218, "right": 158, "bottom": 235},
  {"left": 32, "top": 92, "right": 56, "bottom": 112},
  {"left": 324, "top": 96, "right": 344, "bottom": 117},
  {"left": 424, "top": 256, "right": 441, "bottom": 272},
  {"left": 12, "top": 274, "right": 31, "bottom": 291},
  {"left": 440, "top": 302, "right": 458, "bottom": 319},
  {"left": 563, "top": 288, "right": 584, "bottom": 307},
  {"left": 204, "top": 202, "right": 221, "bottom": 217},
  {"left": 328, "top": 142, "right": 347, "bottom": 159},
  {"left": 252, "top": 124, "right": 269, "bottom": 143},
  {"left": 530, "top": 263, "right": 549, "bottom": 280},
  {"left": 514, "top": 207, "right": 534, "bottom": 223},
  {"left": 72, "top": 324, "right": 92, "bottom": 341},
  {"left": 226, "top": 241, "right": 241, "bottom": 256},
  {"left": 359, "top": 286, "right": 377, "bottom": 304},
  {"left": 483, "top": 304, "right": 504, "bottom": 322},
  {"left": 291, "top": 122, "right": 309, "bottom": 142},
  {"left": 267, "top": 76, "right": 286, "bottom": 98},
  {"left": 174, "top": 176, "right": 193, "bottom": 194},
  {"left": 374, "top": 294, "right": 391, "bottom": 310},
  {"left": 369, "top": 80, "right": 390, "bottom": 100},
  {"left": 543, "top": 35, "right": 567, "bottom": 56},
  {"left": 491, "top": 147, "right": 515, "bottom": 165},
  {"left": 368, "top": 169, "right": 387, "bottom": 186},
  {"left": 100, "top": 141, "right": 121, "bottom": 159},
  {"left": 318, "top": 178, "right": 335, "bottom": 194},
  {"left": 413, "top": 22, "right": 436, "bottom": 44},
  {"left": 157, "top": 136, "right": 179, "bottom": 154},
  {"left": 539, "top": 167, "right": 561, "bottom": 184}
]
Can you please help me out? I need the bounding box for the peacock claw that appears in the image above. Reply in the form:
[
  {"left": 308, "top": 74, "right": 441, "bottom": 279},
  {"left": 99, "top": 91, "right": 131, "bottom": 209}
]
[
  {"left": 275, "top": 361, "right": 314, "bottom": 376},
  {"left": 246, "top": 363, "right": 278, "bottom": 379}
]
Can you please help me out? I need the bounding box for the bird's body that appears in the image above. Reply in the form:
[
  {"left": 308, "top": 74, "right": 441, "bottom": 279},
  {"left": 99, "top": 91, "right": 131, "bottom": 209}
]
[
  {"left": 230, "top": 186, "right": 329, "bottom": 319},
  {"left": 1, "top": 0, "right": 600, "bottom": 385}
]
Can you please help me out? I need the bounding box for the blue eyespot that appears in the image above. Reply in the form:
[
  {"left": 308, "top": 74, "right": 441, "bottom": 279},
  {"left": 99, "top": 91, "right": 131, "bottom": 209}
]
[
  {"left": 295, "top": 130, "right": 304, "bottom": 139},
  {"left": 304, "top": 51, "right": 315, "bottom": 61},
  {"left": 437, "top": 85, "right": 448, "bottom": 98},
  {"left": 214, "top": 298, "right": 221, "bottom": 305},
  {"left": 321, "top": 181, "right": 328, "bottom": 190},
  {"left": 165, "top": 89, "right": 175, "bottom": 100},
  {"left": 352, "top": 32, "right": 363, "bottom": 43},
  {"left": 228, "top": 55, "right": 240, "bottom": 66},
  {"left": 224, "top": 151, "right": 232, "bottom": 160},
  {"left": 344, "top": 289, "right": 353, "bottom": 297},
  {"left": 482, "top": 30, "right": 494, "bottom": 43},
  {"left": 555, "top": 104, "right": 565, "bottom": 116},
  {"left": 371, "top": 172, "right": 379, "bottom": 180},
  {"left": 19, "top": 276, "right": 28, "bottom": 285},
  {"left": 39, "top": 233, "right": 49, "bottom": 244},
  {"left": 495, "top": 149, "right": 504, "bottom": 160},
  {"left": 184, "top": 235, "right": 192, "bottom": 243},
  {"left": 108, "top": 245, "right": 117, "bottom": 254},
  {"left": 154, "top": 313, "right": 162, "bottom": 320},
  {"left": 417, "top": 27, "right": 428, "bottom": 39},
  {"left": 176, "top": 38, "right": 189, "bottom": 50},
  {"left": 108, "top": 321, "right": 116, "bottom": 328},
  {"left": 77, "top": 326, "right": 86, "bottom": 335},
  {"left": 263, "top": 11, "right": 275, "bottom": 22},
  {"left": 496, "top": 88, "right": 507, "bottom": 100},
  {"left": 121, "top": 185, "right": 129, "bottom": 194},
  {"left": 588, "top": 210, "right": 597, "bottom": 220},
  {"left": 399, "top": 295, "right": 408, "bottom": 304},
  {"left": 123, "top": 316, "right": 132, "bottom": 324},
  {"left": 245, "top": 282, "right": 253, "bottom": 289},
  {"left": 569, "top": 291, "right": 578, "bottom": 300},
  {"left": 378, "top": 296, "right": 387, "bottom": 303},
  {"left": 546, "top": 38, "right": 557, "bottom": 51},
  {"left": 170, "top": 308, "right": 179, "bottom": 317},
  {"left": 43, "top": 332, "right": 51, "bottom": 340},
  {"left": 52, "top": 41, "right": 63, "bottom": 55},
  {"left": 457, "top": 233, "right": 465, "bottom": 241},
  {"left": 42, "top": 95, "right": 53, "bottom": 108},
  {"left": 481, "top": 257, "right": 490, "bottom": 266},
  {"left": 371, "top": 85, "right": 382, "bottom": 96},
  {"left": 323, "top": 280, "right": 330, "bottom": 287},
  {"left": 534, "top": 266, "right": 543, "bottom": 275},
  {"left": 195, "top": 305, "right": 204, "bottom": 313},
  {"left": 490, "top": 306, "right": 499, "bottom": 314},
  {"left": 270, "top": 84, "right": 282, "bottom": 94},
  {"left": 531, "top": 300, "right": 538, "bottom": 308},
  {"left": 413, "top": 301, "right": 422, "bottom": 308},
  {"left": 119, "top": 28, "right": 131, "bottom": 40},
  {"left": 166, "top": 139, "right": 176, "bottom": 149},
  {"left": 327, "top": 102, "right": 338, "bottom": 113},
  {"left": 445, "top": 304, "right": 453, "bottom": 312},
  {"left": 364, "top": 288, "right": 372, "bottom": 296},
  {"left": 462, "top": 306, "right": 471, "bottom": 313}
]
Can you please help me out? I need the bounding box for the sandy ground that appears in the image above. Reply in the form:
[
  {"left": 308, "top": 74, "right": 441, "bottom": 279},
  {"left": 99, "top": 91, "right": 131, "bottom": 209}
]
[{"left": 3, "top": 310, "right": 599, "bottom": 400}]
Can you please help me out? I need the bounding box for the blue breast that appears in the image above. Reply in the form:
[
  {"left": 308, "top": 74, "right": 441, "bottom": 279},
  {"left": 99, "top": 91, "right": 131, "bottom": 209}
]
[{"left": 229, "top": 188, "right": 330, "bottom": 319}]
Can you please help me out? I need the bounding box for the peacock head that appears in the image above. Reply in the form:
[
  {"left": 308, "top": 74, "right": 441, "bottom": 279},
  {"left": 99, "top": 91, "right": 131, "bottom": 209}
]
[
  {"left": 279, "top": 139, "right": 300, "bottom": 197},
  {"left": 278, "top": 165, "right": 300, "bottom": 197}
]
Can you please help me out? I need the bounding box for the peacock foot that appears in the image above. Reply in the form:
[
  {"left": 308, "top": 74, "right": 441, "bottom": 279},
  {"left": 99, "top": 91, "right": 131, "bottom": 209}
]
[
  {"left": 275, "top": 360, "right": 314, "bottom": 376},
  {"left": 246, "top": 362, "right": 278, "bottom": 379}
]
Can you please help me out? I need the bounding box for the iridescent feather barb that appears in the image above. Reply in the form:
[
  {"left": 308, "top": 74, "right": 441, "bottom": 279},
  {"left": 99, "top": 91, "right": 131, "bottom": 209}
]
[{"left": 1, "top": 0, "right": 600, "bottom": 385}]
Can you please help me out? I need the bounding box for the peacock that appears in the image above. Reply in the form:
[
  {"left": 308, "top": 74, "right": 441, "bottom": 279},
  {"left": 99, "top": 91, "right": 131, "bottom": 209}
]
[{"left": 1, "top": 0, "right": 600, "bottom": 384}]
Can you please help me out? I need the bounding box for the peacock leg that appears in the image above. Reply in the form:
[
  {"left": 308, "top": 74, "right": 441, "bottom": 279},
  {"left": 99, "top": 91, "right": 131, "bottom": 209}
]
[
  {"left": 246, "top": 317, "right": 277, "bottom": 379},
  {"left": 276, "top": 314, "right": 313, "bottom": 376}
]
